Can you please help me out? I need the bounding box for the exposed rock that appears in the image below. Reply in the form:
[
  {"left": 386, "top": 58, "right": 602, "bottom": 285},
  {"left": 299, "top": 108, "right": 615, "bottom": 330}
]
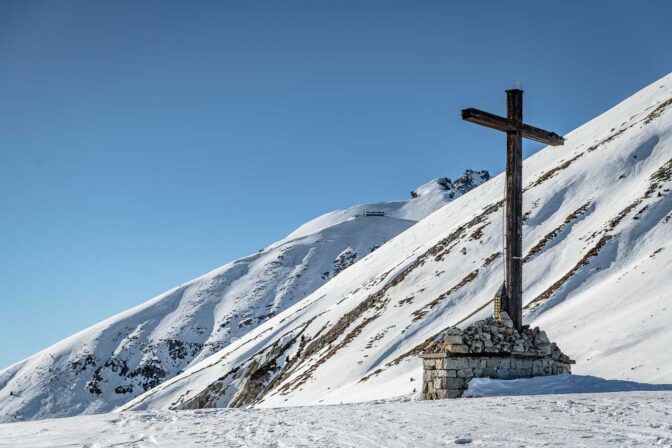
[
  {"left": 410, "top": 170, "right": 490, "bottom": 198},
  {"left": 425, "top": 315, "right": 572, "bottom": 364},
  {"left": 333, "top": 249, "right": 358, "bottom": 276}
]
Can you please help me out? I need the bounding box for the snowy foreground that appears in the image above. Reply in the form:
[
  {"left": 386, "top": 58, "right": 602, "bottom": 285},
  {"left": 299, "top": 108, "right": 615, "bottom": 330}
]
[{"left": 1, "top": 391, "right": 670, "bottom": 447}]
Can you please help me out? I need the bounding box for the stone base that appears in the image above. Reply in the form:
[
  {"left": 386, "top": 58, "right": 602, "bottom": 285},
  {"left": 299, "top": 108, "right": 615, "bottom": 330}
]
[
  {"left": 421, "top": 353, "right": 572, "bottom": 400},
  {"left": 420, "top": 313, "right": 574, "bottom": 400}
]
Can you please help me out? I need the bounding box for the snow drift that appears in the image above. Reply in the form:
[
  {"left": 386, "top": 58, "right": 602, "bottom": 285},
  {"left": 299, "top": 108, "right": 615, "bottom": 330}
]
[{"left": 463, "top": 375, "right": 672, "bottom": 398}]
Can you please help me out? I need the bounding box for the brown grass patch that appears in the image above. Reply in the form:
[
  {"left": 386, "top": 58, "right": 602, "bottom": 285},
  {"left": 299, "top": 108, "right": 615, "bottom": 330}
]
[
  {"left": 525, "top": 235, "right": 612, "bottom": 310},
  {"left": 523, "top": 201, "right": 592, "bottom": 263}
]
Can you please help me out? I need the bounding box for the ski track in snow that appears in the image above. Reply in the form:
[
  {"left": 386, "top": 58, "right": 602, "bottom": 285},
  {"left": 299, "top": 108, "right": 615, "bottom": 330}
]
[{"left": 0, "top": 391, "right": 670, "bottom": 447}]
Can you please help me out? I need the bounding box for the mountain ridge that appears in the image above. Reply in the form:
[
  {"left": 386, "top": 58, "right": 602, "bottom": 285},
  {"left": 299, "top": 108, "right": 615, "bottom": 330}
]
[
  {"left": 120, "top": 72, "right": 672, "bottom": 414},
  {"left": 0, "top": 170, "right": 488, "bottom": 422}
]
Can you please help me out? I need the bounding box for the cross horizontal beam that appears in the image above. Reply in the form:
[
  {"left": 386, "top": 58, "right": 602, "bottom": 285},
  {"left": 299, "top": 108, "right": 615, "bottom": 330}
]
[{"left": 461, "top": 108, "right": 564, "bottom": 146}]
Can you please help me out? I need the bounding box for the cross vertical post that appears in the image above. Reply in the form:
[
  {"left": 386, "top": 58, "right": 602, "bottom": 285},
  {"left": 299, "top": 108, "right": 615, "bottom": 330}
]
[
  {"left": 505, "top": 89, "right": 523, "bottom": 331},
  {"left": 461, "top": 89, "right": 564, "bottom": 331}
]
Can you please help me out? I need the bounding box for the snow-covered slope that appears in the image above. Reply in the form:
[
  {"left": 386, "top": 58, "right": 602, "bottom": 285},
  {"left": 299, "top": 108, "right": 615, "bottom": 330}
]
[
  {"left": 122, "top": 74, "right": 672, "bottom": 414},
  {"left": 0, "top": 171, "right": 488, "bottom": 422}
]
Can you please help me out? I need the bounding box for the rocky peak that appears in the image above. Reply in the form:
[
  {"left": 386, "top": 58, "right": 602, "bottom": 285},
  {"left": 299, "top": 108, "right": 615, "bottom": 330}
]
[
  {"left": 453, "top": 169, "right": 490, "bottom": 195},
  {"left": 410, "top": 169, "right": 490, "bottom": 199}
]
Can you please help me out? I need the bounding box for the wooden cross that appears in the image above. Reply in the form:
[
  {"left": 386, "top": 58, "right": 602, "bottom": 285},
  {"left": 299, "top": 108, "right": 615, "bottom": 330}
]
[{"left": 461, "top": 89, "right": 564, "bottom": 331}]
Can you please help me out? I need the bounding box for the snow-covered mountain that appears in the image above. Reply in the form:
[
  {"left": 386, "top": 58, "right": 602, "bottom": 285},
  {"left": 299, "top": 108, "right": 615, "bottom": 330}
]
[
  {"left": 121, "top": 74, "right": 672, "bottom": 414},
  {"left": 0, "top": 170, "right": 488, "bottom": 422}
]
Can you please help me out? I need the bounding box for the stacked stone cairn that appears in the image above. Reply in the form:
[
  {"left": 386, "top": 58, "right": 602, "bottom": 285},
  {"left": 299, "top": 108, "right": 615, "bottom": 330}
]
[{"left": 421, "top": 312, "right": 574, "bottom": 399}]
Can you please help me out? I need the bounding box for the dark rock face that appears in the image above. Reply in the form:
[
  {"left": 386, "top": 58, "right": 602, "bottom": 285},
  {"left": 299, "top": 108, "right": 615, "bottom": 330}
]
[
  {"left": 410, "top": 169, "right": 490, "bottom": 198},
  {"left": 434, "top": 177, "right": 454, "bottom": 191},
  {"left": 453, "top": 169, "right": 491, "bottom": 195},
  {"left": 73, "top": 338, "right": 204, "bottom": 401},
  {"left": 333, "top": 249, "right": 358, "bottom": 276}
]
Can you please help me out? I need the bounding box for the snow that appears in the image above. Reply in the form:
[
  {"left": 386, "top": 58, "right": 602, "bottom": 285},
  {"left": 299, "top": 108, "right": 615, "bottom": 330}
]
[
  {"left": 286, "top": 171, "right": 490, "bottom": 240},
  {"left": 119, "top": 72, "right": 672, "bottom": 413},
  {"left": 2, "top": 69, "right": 672, "bottom": 429},
  {"left": 464, "top": 374, "right": 672, "bottom": 397},
  {"left": 1, "top": 391, "right": 670, "bottom": 447},
  {"left": 0, "top": 172, "right": 487, "bottom": 422}
]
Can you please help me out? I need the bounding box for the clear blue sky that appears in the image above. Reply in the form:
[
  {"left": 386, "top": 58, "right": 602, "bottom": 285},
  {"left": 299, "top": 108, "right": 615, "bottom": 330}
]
[{"left": 1, "top": 0, "right": 671, "bottom": 368}]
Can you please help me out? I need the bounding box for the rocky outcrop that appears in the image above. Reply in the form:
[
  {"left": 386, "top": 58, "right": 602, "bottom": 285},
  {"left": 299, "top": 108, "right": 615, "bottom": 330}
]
[
  {"left": 453, "top": 169, "right": 491, "bottom": 195},
  {"left": 410, "top": 170, "right": 490, "bottom": 198}
]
